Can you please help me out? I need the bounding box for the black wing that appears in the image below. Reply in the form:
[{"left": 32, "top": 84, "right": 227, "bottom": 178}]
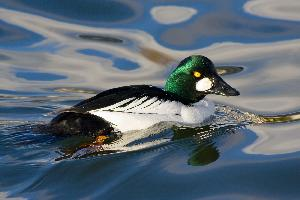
[{"left": 70, "top": 85, "right": 189, "bottom": 113}]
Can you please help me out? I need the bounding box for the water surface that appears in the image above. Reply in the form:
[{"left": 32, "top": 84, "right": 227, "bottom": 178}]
[{"left": 1, "top": 0, "right": 300, "bottom": 199}]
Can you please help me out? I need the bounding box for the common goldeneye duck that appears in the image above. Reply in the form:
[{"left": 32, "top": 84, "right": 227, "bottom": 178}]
[{"left": 50, "top": 55, "right": 239, "bottom": 136}]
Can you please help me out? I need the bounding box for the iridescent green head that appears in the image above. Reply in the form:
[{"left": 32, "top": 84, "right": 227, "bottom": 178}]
[{"left": 164, "top": 55, "right": 239, "bottom": 104}]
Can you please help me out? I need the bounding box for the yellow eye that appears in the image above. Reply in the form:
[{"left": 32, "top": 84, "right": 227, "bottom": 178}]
[{"left": 193, "top": 71, "right": 201, "bottom": 78}]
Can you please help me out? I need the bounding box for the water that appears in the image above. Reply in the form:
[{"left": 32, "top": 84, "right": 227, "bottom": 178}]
[{"left": 1, "top": 0, "right": 300, "bottom": 199}]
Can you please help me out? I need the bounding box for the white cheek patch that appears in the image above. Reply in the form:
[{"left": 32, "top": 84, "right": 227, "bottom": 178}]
[{"left": 196, "top": 78, "right": 213, "bottom": 91}]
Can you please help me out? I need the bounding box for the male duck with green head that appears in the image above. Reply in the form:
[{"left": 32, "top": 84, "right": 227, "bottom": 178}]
[{"left": 50, "top": 55, "right": 239, "bottom": 135}]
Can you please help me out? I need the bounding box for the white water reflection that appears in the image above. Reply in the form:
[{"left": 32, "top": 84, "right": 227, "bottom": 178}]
[
  {"left": 0, "top": 6, "right": 300, "bottom": 155},
  {"left": 0, "top": 192, "right": 24, "bottom": 200},
  {"left": 244, "top": 0, "right": 300, "bottom": 22},
  {"left": 150, "top": 6, "right": 197, "bottom": 25},
  {"left": 245, "top": 124, "right": 300, "bottom": 155}
]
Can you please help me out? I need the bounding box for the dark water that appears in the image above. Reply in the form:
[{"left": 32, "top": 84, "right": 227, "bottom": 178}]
[{"left": 1, "top": 0, "right": 300, "bottom": 199}]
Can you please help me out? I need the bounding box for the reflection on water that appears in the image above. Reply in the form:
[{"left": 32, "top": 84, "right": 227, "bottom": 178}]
[
  {"left": 78, "top": 34, "right": 124, "bottom": 44},
  {"left": 187, "top": 142, "right": 219, "bottom": 166},
  {"left": 151, "top": 5, "right": 197, "bottom": 25},
  {"left": 262, "top": 111, "right": 300, "bottom": 123},
  {"left": 1, "top": 0, "right": 138, "bottom": 25},
  {"left": 216, "top": 65, "right": 244, "bottom": 76},
  {"left": 1, "top": 0, "right": 300, "bottom": 199},
  {"left": 244, "top": 0, "right": 300, "bottom": 22}
]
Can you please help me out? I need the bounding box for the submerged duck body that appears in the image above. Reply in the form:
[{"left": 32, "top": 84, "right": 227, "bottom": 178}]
[{"left": 50, "top": 55, "right": 239, "bottom": 135}]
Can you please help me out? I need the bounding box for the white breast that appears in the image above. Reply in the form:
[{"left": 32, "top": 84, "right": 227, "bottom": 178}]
[
  {"left": 88, "top": 98, "right": 215, "bottom": 132},
  {"left": 181, "top": 100, "right": 215, "bottom": 124}
]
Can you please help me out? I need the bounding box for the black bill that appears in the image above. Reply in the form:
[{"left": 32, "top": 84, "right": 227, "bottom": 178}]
[{"left": 209, "top": 76, "right": 240, "bottom": 96}]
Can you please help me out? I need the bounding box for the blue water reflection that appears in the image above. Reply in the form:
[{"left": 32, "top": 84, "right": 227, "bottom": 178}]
[
  {"left": 1, "top": 0, "right": 137, "bottom": 24},
  {"left": 16, "top": 70, "right": 66, "bottom": 81},
  {"left": 78, "top": 49, "right": 139, "bottom": 70},
  {"left": 78, "top": 49, "right": 111, "bottom": 59},
  {"left": 2, "top": 0, "right": 300, "bottom": 50},
  {"left": 0, "top": 20, "right": 43, "bottom": 48}
]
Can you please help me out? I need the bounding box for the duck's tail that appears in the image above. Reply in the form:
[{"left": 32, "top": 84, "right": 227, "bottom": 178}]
[{"left": 48, "top": 112, "right": 114, "bottom": 137}]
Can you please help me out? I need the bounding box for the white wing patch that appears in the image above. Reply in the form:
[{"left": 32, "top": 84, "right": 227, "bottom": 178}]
[
  {"left": 90, "top": 97, "right": 182, "bottom": 115},
  {"left": 98, "top": 97, "right": 135, "bottom": 111}
]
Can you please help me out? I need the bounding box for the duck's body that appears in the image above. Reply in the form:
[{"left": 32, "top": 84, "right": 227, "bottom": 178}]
[
  {"left": 50, "top": 55, "right": 239, "bottom": 136},
  {"left": 69, "top": 85, "right": 215, "bottom": 132}
]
